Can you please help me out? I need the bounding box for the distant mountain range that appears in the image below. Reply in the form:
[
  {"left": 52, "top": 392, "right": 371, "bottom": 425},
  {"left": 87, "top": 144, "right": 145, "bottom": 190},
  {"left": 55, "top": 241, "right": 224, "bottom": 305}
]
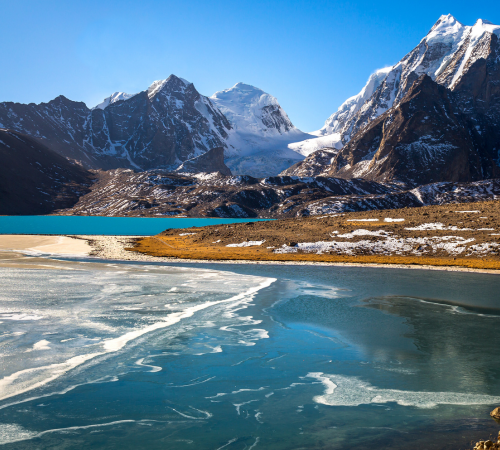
[
  {"left": 1, "top": 14, "right": 500, "bottom": 216},
  {"left": 0, "top": 76, "right": 311, "bottom": 177}
]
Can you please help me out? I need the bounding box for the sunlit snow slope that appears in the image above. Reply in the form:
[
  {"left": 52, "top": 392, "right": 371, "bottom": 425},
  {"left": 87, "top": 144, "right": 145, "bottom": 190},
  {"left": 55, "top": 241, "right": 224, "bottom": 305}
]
[{"left": 210, "top": 83, "right": 313, "bottom": 177}]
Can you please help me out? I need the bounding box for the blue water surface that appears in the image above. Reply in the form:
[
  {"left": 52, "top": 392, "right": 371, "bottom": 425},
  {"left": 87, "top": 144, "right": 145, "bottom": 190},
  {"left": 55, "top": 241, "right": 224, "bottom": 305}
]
[{"left": 0, "top": 216, "right": 271, "bottom": 236}]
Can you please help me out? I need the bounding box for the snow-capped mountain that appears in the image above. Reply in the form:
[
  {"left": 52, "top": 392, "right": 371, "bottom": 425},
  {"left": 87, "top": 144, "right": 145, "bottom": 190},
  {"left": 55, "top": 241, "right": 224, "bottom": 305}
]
[
  {"left": 0, "top": 75, "right": 232, "bottom": 171},
  {"left": 294, "top": 14, "right": 500, "bottom": 151},
  {"left": 210, "top": 83, "right": 313, "bottom": 177},
  {"left": 285, "top": 15, "right": 500, "bottom": 185}
]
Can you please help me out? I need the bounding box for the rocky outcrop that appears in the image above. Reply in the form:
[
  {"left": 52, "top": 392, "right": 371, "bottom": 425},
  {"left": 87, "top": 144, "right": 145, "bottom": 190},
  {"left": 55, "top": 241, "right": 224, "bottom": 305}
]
[
  {"left": 0, "top": 129, "right": 93, "bottom": 215},
  {"left": 0, "top": 75, "right": 232, "bottom": 171},
  {"left": 280, "top": 148, "right": 339, "bottom": 177},
  {"left": 491, "top": 408, "right": 500, "bottom": 421},
  {"left": 175, "top": 147, "right": 232, "bottom": 176},
  {"left": 472, "top": 431, "right": 500, "bottom": 449}
]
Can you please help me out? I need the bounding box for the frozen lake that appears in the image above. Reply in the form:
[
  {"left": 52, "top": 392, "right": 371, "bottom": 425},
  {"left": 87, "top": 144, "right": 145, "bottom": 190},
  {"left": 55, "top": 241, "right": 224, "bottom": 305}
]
[{"left": 0, "top": 256, "right": 499, "bottom": 448}]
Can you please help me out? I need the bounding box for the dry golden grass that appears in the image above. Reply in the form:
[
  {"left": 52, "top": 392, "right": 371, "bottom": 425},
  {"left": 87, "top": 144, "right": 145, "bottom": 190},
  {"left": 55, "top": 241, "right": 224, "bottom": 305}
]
[
  {"left": 130, "top": 235, "right": 500, "bottom": 270},
  {"left": 129, "top": 200, "right": 500, "bottom": 271}
]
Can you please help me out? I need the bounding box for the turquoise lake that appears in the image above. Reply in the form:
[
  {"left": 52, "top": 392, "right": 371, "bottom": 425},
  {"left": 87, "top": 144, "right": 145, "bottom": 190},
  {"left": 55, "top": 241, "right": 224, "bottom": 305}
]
[{"left": 0, "top": 216, "right": 271, "bottom": 236}]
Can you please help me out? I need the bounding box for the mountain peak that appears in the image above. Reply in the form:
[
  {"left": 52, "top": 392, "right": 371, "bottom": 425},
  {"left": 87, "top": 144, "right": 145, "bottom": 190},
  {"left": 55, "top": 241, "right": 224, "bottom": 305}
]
[
  {"left": 211, "top": 83, "right": 278, "bottom": 110},
  {"left": 425, "top": 14, "right": 465, "bottom": 45},
  {"left": 147, "top": 75, "right": 192, "bottom": 99},
  {"left": 94, "top": 92, "right": 136, "bottom": 110}
]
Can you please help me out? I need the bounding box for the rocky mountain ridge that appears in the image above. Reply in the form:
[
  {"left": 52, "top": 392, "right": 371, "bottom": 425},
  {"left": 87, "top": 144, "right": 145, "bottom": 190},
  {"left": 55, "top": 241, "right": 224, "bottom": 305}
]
[
  {"left": 0, "top": 77, "right": 311, "bottom": 177},
  {"left": 296, "top": 15, "right": 500, "bottom": 156},
  {"left": 0, "top": 75, "right": 232, "bottom": 172}
]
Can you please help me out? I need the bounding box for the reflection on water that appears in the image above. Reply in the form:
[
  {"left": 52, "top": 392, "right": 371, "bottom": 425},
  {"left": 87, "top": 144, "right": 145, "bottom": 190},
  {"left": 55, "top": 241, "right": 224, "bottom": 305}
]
[{"left": 0, "top": 258, "right": 499, "bottom": 449}]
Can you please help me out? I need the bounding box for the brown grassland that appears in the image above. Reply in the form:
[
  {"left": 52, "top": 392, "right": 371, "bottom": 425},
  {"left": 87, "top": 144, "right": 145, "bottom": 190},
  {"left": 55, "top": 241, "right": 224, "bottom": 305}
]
[{"left": 130, "top": 200, "right": 500, "bottom": 270}]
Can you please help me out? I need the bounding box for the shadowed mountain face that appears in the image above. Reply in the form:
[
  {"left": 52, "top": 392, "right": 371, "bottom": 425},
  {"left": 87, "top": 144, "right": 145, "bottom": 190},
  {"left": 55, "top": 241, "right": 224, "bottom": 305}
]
[
  {"left": 326, "top": 74, "right": 500, "bottom": 185},
  {"left": 0, "top": 129, "right": 94, "bottom": 215},
  {"left": 0, "top": 75, "right": 232, "bottom": 172}
]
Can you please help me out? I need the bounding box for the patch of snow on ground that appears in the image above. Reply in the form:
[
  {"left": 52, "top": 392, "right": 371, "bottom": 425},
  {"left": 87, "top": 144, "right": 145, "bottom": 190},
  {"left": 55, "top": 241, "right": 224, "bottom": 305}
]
[
  {"left": 274, "top": 234, "right": 475, "bottom": 257},
  {"left": 179, "top": 233, "right": 197, "bottom": 236},
  {"left": 336, "top": 229, "right": 389, "bottom": 238},
  {"left": 405, "top": 223, "right": 472, "bottom": 231},
  {"left": 347, "top": 219, "right": 379, "bottom": 222},
  {"left": 226, "top": 240, "right": 266, "bottom": 247},
  {"left": 384, "top": 218, "right": 405, "bottom": 222}
]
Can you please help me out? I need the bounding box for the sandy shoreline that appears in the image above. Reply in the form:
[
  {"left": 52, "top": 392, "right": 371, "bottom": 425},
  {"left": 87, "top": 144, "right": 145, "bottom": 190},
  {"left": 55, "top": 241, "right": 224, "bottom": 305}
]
[
  {"left": 1, "top": 234, "right": 499, "bottom": 274},
  {"left": 0, "top": 235, "right": 92, "bottom": 256}
]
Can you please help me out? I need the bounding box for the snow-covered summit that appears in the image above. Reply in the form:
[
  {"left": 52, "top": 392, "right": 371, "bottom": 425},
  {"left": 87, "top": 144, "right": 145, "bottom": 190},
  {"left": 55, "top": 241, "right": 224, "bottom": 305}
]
[
  {"left": 210, "top": 82, "right": 313, "bottom": 176},
  {"left": 425, "top": 14, "right": 466, "bottom": 46},
  {"left": 147, "top": 75, "right": 192, "bottom": 99},
  {"left": 211, "top": 82, "right": 297, "bottom": 135},
  {"left": 94, "top": 92, "right": 137, "bottom": 110}
]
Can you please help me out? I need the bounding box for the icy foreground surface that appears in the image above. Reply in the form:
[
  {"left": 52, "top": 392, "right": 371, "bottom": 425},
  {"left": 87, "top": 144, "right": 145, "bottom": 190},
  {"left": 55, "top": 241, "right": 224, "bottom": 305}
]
[{"left": 0, "top": 259, "right": 500, "bottom": 448}]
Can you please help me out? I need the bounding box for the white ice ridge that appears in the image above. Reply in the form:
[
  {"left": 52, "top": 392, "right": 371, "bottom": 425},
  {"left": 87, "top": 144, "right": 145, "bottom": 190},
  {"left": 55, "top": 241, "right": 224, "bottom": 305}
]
[
  {"left": 307, "top": 373, "right": 500, "bottom": 408},
  {"left": 25, "top": 340, "right": 51, "bottom": 352},
  {"left": 0, "top": 420, "right": 160, "bottom": 445},
  {"left": 135, "top": 358, "right": 162, "bottom": 373},
  {"left": 0, "top": 277, "right": 276, "bottom": 403}
]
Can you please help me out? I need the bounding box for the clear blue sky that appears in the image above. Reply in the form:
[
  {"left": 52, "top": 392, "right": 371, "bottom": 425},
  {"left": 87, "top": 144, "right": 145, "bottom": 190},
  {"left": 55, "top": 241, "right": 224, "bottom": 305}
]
[{"left": 1, "top": 0, "right": 499, "bottom": 131}]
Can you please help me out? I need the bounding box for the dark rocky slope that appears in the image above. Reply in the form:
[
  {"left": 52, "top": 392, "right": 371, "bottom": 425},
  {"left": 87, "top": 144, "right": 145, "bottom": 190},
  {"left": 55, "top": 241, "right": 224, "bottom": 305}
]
[
  {"left": 326, "top": 75, "right": 500, "bottom": 185},
  {"left": 56, "top": 168, "right": 500, "bottom": 218},
  {"left": 175, "top": 147, "right": 232, "bottom": 176},
  {"left": 280, "top": 148, "right": 339, "bottom": 177},
  {"left": 58, "top": 170, "right": 397, "bottom": 218},
  {"left": 0, "top": 129, "right": 94, "bottom": 215}
]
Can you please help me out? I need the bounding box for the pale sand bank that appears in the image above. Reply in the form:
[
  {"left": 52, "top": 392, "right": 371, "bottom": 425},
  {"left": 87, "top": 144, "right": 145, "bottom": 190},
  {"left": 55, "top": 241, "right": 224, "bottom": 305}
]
[{"left": 0, "top": 235, "right": 91, "bottom": 256}]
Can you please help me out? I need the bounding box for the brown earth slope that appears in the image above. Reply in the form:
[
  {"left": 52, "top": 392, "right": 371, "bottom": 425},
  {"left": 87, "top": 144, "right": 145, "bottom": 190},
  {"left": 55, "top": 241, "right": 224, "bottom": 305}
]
[{"left": 131, "top": 200, "right": 500, "bottom": 270}]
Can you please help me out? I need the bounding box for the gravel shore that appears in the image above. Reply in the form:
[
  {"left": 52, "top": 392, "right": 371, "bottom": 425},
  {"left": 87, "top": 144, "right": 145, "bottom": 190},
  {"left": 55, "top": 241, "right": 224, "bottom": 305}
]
[{"left": 79, "top": 235, "right": 500, "bottom": 274}]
